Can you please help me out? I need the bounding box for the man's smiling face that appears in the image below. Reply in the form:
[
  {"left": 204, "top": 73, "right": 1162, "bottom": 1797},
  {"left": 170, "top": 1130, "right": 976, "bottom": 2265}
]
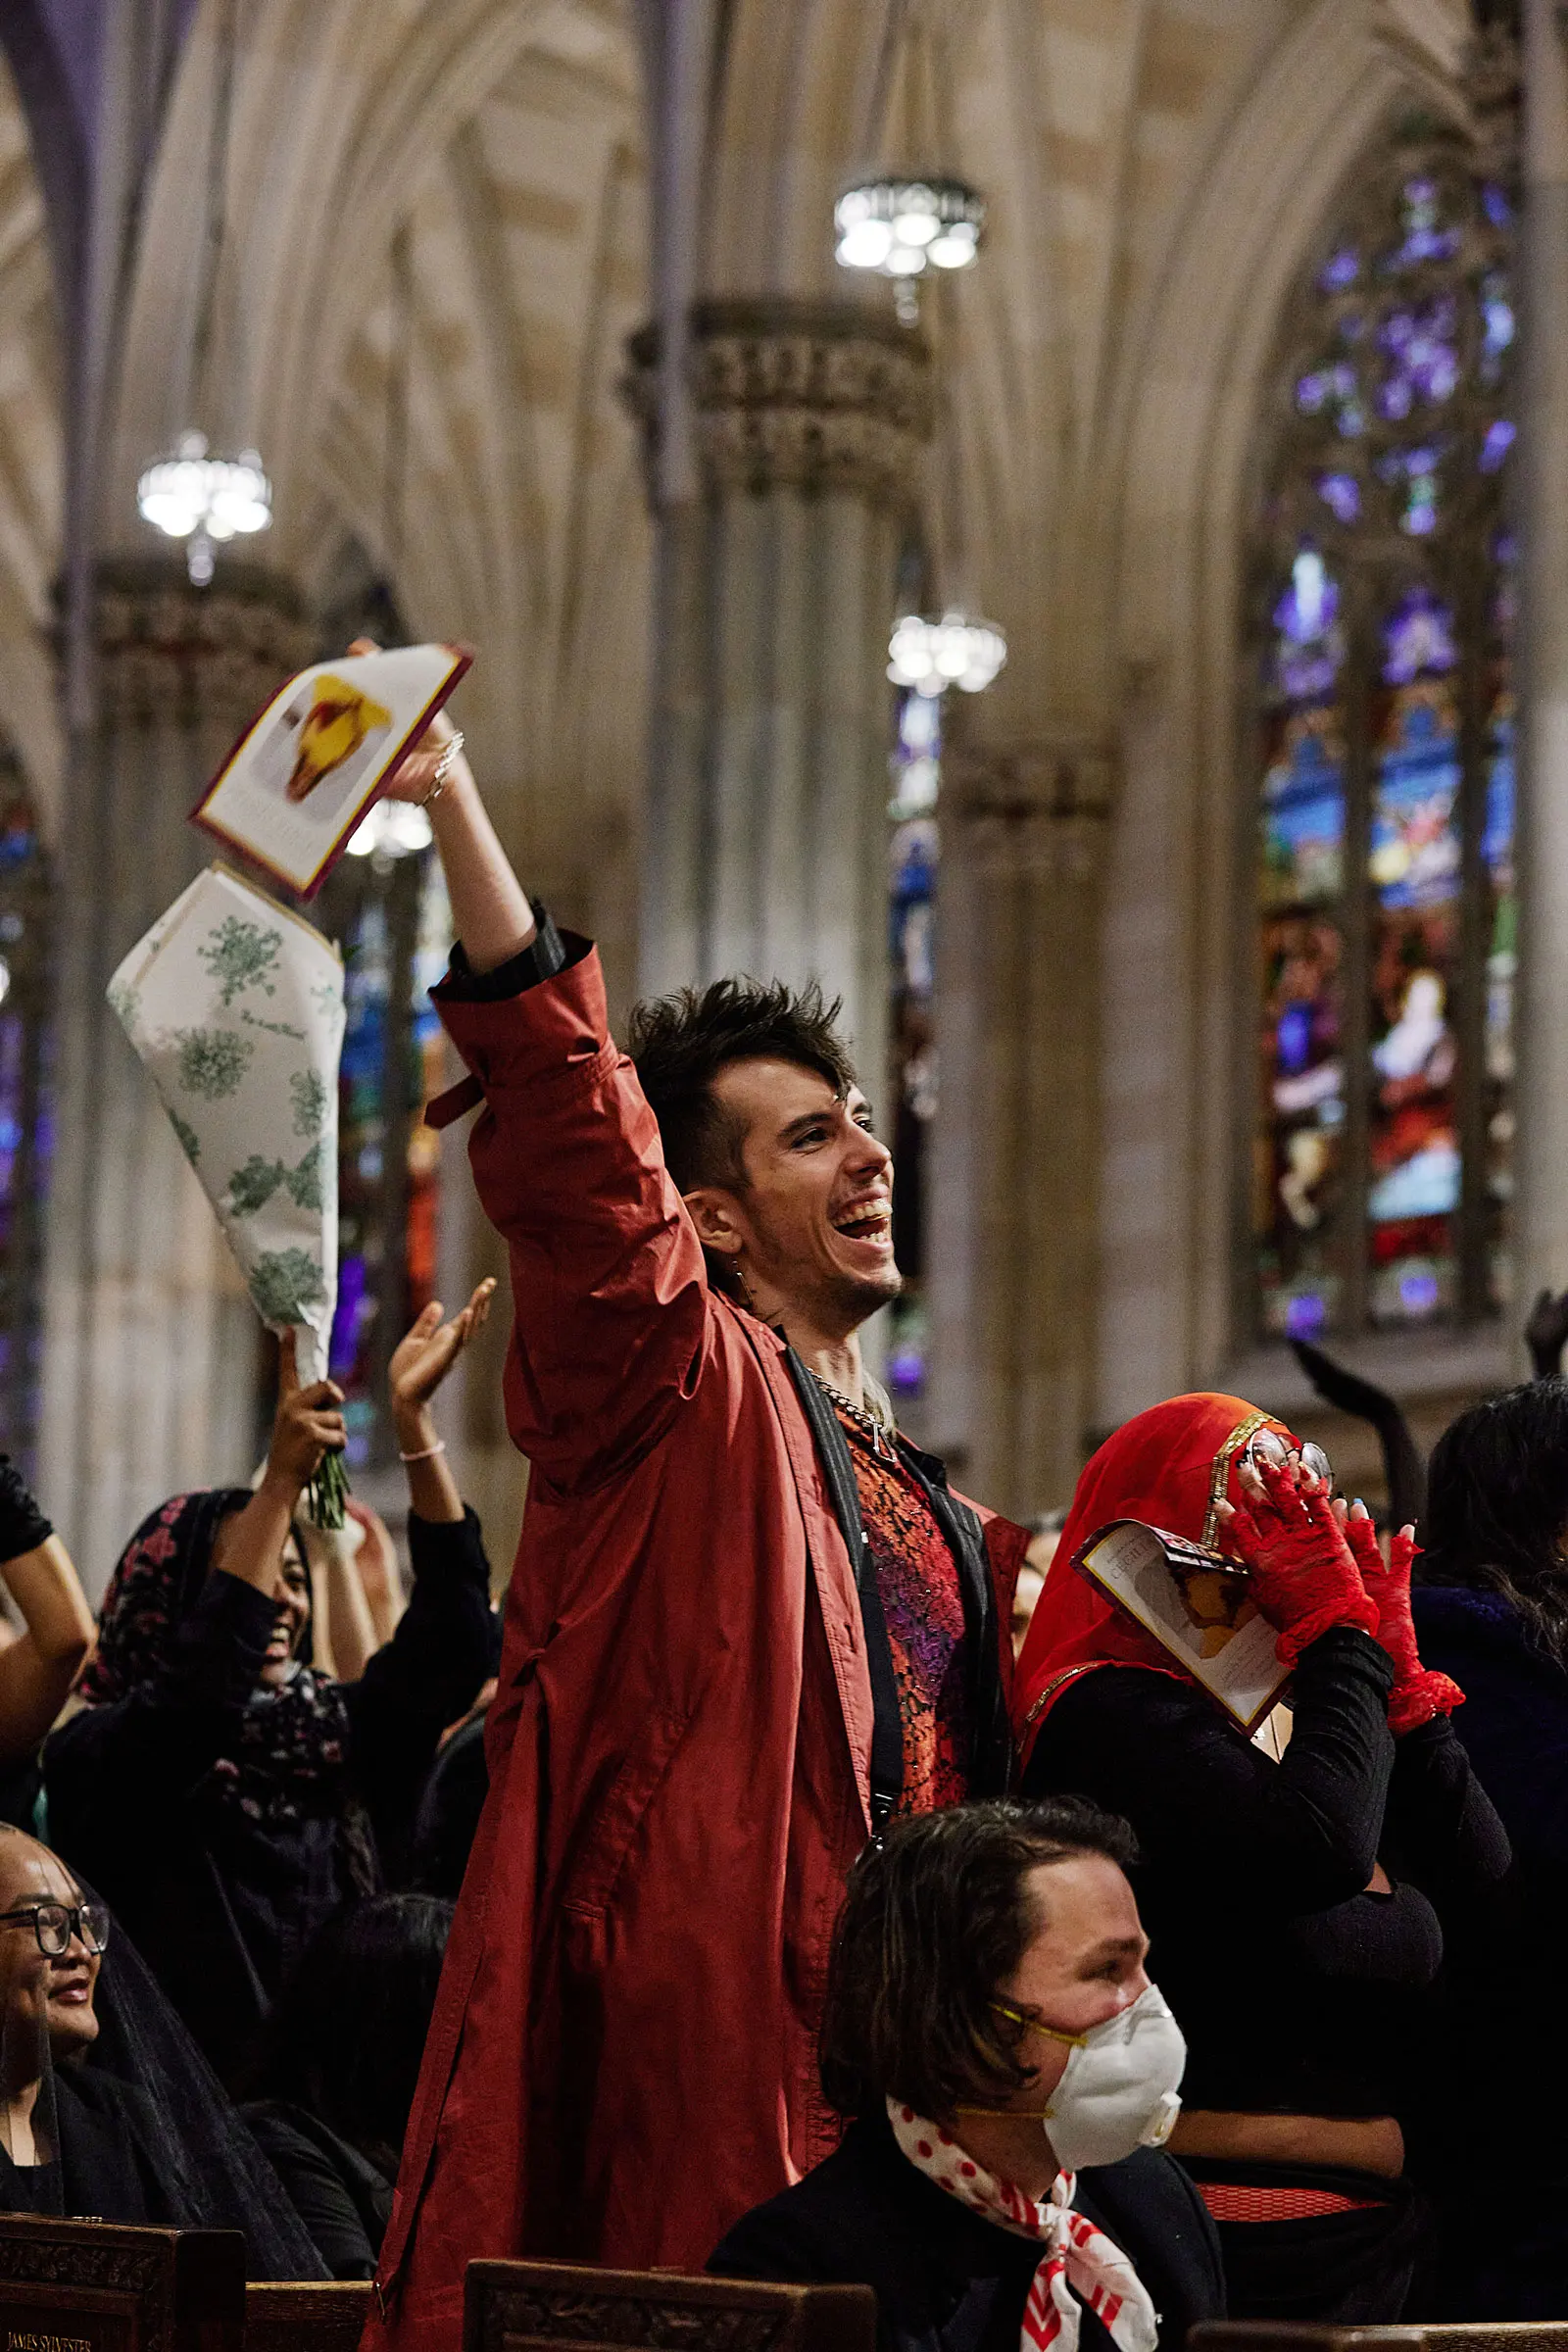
[{"left": 696, "top": 1055, "right": 902, "bottom": 1331}]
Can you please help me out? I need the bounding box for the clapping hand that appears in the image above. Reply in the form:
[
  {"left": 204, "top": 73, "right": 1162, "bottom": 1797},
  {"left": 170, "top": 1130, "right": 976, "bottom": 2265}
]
[{"left": 389, "top": 1281, "right": 497, "bottom": 1423}]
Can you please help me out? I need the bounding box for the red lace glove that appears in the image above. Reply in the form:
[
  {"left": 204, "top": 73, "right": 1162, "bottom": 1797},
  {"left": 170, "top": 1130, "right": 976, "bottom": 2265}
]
[
  {"left": 1342, "top": 1504, "right": 1463, "bottom": 1735},
  {"left": 1223, "top": 1458, "right": 1379, "bottom": 1666}
]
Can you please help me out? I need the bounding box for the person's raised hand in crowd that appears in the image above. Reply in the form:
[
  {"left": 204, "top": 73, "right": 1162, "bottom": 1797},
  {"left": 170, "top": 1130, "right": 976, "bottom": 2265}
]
[
  {"left": 1217, "top": 1449, "right": 1379, "bottom": 1664},
  {"left": 1526, "top": 1287, "right": 1568, "bottom": 1381},
  {"left": 390, "top": 1280, "right": 497, "bottom": 1525},
  {"left": 0, "top": 1460, "right": 94, "bottom": 1761},
  {"left": 343, "top": 637, "right": 534, "bottom": 975},
  {"left": 209, "top": 1333, "right": 346, "bottom": 1680}
]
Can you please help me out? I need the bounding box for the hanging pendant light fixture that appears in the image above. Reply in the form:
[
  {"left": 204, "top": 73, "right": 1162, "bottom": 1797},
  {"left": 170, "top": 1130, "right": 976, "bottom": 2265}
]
[
  {"left": 135, "top": 0, "right": 270, "bottom": 585},
  {"left": 888, "top": 610, "right": 1007, "bottom": 698},
  {"left": 138, "top": 433, "right": 271, "bottom": 585},
  {"left": 835, "top": 176, "right": 984, "bottom": 322}
]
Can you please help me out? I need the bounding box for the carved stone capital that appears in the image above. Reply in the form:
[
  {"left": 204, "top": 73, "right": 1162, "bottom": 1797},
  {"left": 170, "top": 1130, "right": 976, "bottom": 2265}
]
[
  {"left": 89, "top": 555, "right": 314, "bottom": 731},
  {"left": 624, "top": 298, "right": 933, "bottom": 506},
  {"left": 948, "top": 736, "right": 1115, "bottom": 883}
]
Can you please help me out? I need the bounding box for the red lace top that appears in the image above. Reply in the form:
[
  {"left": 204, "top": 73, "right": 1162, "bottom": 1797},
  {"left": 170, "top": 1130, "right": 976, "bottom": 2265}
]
[{"left": 831, "top": 1406, "right": 972, "bottom": 1815}]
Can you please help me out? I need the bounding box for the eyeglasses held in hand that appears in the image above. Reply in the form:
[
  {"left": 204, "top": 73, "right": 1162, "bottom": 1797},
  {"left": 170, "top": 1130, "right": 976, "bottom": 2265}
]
[
  {"left": 0, "top": 1901, "right": 111, "bottom": 1957},
  {"left": 1242, "top": 1426, "right": 1334, "bottom": 1490}
]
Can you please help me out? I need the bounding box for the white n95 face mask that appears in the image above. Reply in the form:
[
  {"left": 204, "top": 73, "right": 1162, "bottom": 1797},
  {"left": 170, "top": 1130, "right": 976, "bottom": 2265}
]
[{"left": 1027, "top": 1984, "right": 1187, "bottom": 2174}]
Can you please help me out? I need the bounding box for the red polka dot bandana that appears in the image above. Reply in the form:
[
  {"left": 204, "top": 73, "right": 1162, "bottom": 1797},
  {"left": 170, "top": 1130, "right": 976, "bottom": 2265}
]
[{"left": 886, "top": 2098, "right": 1158, "bottom": 2352}]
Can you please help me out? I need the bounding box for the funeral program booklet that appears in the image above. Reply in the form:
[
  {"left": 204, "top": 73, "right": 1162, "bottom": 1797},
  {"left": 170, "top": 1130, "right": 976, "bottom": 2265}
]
[
  {"left": 192, "top": 641, "right": 470, "bottom": 897},
  {"left": 1071, "top": 1519, "right": 1292, "bottom": 1732}
]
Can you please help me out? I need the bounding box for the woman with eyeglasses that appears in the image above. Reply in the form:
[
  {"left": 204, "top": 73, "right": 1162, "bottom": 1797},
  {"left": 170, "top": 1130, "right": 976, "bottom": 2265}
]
[
  {"left": 1013, "top": 1394, "right": 1508, "bottom": 2327},
  {"left": 42, "top": 1294, "right": 501, "bottom": 2089},
  {"left": 0, "top": 1824, "right": 320, "bottom": 2271}
]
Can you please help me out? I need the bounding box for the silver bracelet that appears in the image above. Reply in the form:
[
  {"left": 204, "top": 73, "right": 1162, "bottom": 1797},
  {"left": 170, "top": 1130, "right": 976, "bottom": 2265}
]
[
  {"left": 399, "top": 1438, "right": 447, "bottom": 1464},
  {"left": 420, "top": 728, "right": 465, "bottom": 808}
]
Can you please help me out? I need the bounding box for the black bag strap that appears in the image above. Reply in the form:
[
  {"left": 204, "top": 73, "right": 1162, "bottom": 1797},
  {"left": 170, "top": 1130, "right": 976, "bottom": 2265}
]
[{"left": 784, "top": 1349, "right": 904, "bottom": 1837}]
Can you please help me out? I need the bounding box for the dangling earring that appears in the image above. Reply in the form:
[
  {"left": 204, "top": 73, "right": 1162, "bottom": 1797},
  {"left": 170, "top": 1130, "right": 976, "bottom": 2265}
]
[{"left": 733, "top": 1258, "right": 759, "bottom": 1316}]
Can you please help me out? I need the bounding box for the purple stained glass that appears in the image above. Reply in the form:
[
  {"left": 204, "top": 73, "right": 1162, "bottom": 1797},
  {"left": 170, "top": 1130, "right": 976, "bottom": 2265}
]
[
  {"left": 1481, "top": 273, "right": 1514, "bottom": 383},
  {"left": 1284, "top": 1291, "right": 1330, "bottom": 1340},
  {"left": 1480, "top": 418, "right": 1516, "bottom": 473},
  {"left": 1318, "top": 471, "right": 1360, "bottom": 523},
  {"left": 1385, "top": 177, "right": 1461, "bottom": 270},
  {"left": 1376, "top": 296, "right": 1458, "bottom": 417},
  {"left": 1320, "top": 249, "right": 1359, "bottom": 292},
  {"left": 1376, "top": 445, "right": 1443, "bottom": 537},
  {"left": 1297, "top": 361, "right": 1365, "bottom": 437},
  {"left": 1274, "top": 549, "right": 1342, "bottom": 699},
  {"left": 1382, "top": 585, "right": 1457, "bottom": 684}
]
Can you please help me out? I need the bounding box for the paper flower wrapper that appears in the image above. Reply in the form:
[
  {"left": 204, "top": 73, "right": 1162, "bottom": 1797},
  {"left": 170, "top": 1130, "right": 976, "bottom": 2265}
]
[
  {"left": 108, "top": 864, "right": 345, "bottom": 1389},
  {"left": 191, "top": 641, "right": 470, "bottom": 897}
]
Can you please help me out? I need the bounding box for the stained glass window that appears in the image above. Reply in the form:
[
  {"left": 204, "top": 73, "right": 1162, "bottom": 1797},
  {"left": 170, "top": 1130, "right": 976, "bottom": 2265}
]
[
  {"left": 0, "top": 761, "right": 48, "bottom": 1472},
  {"left": 1251, "top": 125, "right": 1516, "bottom": 1341},
  {"left": 318, "top": 844, "right": 450, "bottom": 1471},
  {"left": 886, "top": 688, "right": 941, "bottom": 1398}
]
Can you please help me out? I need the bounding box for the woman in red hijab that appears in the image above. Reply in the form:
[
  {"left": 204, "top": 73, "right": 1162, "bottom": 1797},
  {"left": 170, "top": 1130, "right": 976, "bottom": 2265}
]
[{"left": 1014, "top": 1394, "right": 1507, "bottom": 2328}]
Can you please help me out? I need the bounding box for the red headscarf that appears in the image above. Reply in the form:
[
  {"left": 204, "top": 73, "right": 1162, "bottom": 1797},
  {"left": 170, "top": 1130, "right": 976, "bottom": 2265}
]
[{"left": 1013, "top": 1392, "right": 1299, "bottom": 1763}]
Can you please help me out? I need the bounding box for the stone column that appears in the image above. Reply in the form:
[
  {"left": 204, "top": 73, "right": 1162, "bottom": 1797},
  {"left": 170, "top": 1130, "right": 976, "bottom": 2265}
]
[
  {"left": 927, "top": 736, "right": 1114, "bottom": 1520},
  {"left": 41, "top": 556, "right": 313, "bottom": 1592},
  {"left": 1509, "top": 0, "right": 1565, "bottom": 1347},
  {"left": 627, "top": 298, "right": 931, "bottom": 1088}
]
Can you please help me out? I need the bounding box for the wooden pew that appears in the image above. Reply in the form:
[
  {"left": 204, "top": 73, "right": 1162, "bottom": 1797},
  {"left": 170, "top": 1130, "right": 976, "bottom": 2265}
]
[
  {"left": 465, "top": 2260, "right": 875, "bottom": 2352},
  {"left": 245, "top": 2281, "right": 374, "bottom": 2352},
  {"left": 1191, "top": 2326, "right": 1568, "bottom": 2352},
  {"left": 0, "top": 2214, "right": 245, "bottom": 2352}
]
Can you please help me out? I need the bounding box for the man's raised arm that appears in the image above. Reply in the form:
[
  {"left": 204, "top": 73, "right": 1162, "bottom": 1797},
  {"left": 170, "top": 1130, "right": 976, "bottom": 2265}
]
[
  {"left": 368, "top": 652, "right": 535, "bottom": 970},
  {"left": 374, "top": 657, "right": 710, "bottom": 1493}
]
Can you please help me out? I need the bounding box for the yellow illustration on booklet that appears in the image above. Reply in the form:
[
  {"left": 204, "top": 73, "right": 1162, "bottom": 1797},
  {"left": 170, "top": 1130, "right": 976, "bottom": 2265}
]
[
  {"left": 192, "top": 642, "right": 469, "bottom": 898},
  {"left": 1071, "top": 1518, "right": 1291, "bottom": 1731}
]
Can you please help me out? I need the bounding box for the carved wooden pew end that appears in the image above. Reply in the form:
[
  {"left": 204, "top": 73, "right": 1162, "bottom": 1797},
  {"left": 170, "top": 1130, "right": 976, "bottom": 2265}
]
[{"left": 464, "top": 2260, "right": 876, "bottom": 2352}]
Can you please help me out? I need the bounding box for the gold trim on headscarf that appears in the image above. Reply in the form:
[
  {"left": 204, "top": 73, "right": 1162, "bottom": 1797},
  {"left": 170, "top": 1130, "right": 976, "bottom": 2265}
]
[{"left": 1200, "top": 1410, "right": 1272, "bottom": 1551}]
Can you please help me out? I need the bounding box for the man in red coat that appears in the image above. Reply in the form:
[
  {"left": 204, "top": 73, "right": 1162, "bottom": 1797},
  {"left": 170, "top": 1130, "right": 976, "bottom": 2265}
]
[{"left": 364, "top": 713, "right": 1032, "bottom": 2352}]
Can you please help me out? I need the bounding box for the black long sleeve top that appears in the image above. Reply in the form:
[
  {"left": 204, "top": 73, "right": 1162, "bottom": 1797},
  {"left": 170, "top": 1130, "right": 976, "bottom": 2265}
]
[
  {"left": 1020, "top": 1627, "right": 1509, "bottom": 2121},
  {"left": 44, "top": 1508, "right": 499, "bottom": 2087}
]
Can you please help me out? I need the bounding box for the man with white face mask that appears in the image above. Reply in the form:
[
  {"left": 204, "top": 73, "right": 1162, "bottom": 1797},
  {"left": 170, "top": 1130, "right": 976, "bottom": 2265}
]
[{"left": 710, "top": 1800, "right": 1222, "bottom": 2352}]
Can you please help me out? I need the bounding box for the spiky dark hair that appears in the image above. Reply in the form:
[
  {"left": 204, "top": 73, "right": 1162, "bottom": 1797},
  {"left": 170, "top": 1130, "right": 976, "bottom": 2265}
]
[{"left": 627, "top": 975, "right": 857, "bottom": 1194}]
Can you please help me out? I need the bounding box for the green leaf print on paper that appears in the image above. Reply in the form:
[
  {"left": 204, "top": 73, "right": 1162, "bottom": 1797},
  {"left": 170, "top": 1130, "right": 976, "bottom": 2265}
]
[
  {"left": 198, "top": 916, "right": 283, "bottom": 1008},
  {"left": 176, "top": 1028, "right": 254, "bottom": 1102},
  {"left": 108, "top": 979, "right": 139, "bottom": 1029},
  {"left": 225, "top": 1154, "right": 286, "bottom": 1217},
  {"left": 249, "top": 1249, "right": 326, "bottom": 1324},
  {"left": 170, "top": 1113, "right": 201, "bottom": 1167},
  {"left": 284, "top": 1140, "right": 323, "bottom": 1213},
  {"left": 290, "top": 1069, "right": 327, "bottom": 1139}
]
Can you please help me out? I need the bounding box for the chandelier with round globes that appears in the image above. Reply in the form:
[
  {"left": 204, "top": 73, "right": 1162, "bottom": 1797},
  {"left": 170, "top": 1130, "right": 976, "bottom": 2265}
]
[
  {"left": 888, "top": 611, "right": 1007, "bottom": 699},
  {"left": 136, "top": 430, "right": 272, "bottom": 586},
  {"left": 835, "top": 176, "right": 983, "bottom": 321}
]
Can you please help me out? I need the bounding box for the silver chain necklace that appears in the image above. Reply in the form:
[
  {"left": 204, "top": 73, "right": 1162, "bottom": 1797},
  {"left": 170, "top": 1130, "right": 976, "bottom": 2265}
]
[{"left": 811, "top": 1370, "right": 894, "bottom": 1460}]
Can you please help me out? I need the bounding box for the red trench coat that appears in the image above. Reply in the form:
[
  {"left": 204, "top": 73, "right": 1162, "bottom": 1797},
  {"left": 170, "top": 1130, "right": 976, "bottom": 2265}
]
[{"left": 365, "top": 944, "right": 1028, "bottom": 2352}]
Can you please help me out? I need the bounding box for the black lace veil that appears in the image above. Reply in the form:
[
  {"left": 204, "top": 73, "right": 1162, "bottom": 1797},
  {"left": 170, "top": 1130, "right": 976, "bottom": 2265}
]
[{"left": 0, "top": 1880, "right": 323, "bottom": 2278}]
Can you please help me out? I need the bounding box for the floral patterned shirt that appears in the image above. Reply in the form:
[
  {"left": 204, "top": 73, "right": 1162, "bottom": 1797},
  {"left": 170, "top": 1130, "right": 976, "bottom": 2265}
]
[{"left": 830, "top": 1406, "right": 972, "bottom": 1816}]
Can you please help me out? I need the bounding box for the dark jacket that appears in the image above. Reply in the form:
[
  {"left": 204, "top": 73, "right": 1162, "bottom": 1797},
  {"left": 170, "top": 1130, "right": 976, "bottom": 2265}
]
[
  {"left": 1021, "top": 1630, "right": 1508, "bottom": 2122},
  {"left": 241, "top": 2097, "right": 393, "bottom": 2279},
  {"left": 709, "top": 2111, "right": 1224, "bottom": 2352},
  {"left": 0, "top": 2067, "right": 170, "bottom": 2223},
  {"left": 45, "top": 1509, "right": 498, "bottom": 2087},
  {"left": 1402, "top": 1586, "right": 1568, "bottom": 2315}
]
